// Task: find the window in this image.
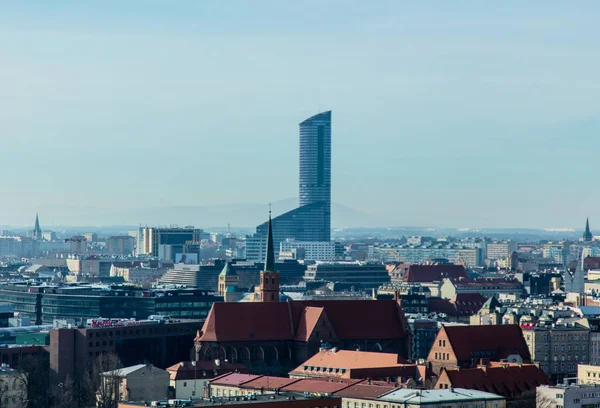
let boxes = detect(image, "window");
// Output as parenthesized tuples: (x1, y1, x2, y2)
(183, 382, 187, 387)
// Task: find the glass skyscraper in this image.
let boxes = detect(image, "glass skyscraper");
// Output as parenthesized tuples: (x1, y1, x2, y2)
(299, 110, 331, 241)
(247, 111, 332, 260)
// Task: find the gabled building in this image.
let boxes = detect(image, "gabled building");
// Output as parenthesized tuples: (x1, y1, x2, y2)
(435, 362, 551, 399)
(289, 349, 425, 383)
(402, 264, 467, 283)
(195, 298, 410, 375)
(167, 360, 248, 399)
(427, 293, 487, 323)
(427, 324, 531, 374)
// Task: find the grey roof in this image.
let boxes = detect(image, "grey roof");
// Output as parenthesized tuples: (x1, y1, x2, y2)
(379, 388, 504, 404)
(480, 296, 500, 312)
(102, 364, 148, 377)
(219, 263, 237, 277)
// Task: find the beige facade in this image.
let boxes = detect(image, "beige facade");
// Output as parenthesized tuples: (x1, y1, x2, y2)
(172, 378, 210, 399)
(102, 364, 169, 402)
(577, 364, 600, 385)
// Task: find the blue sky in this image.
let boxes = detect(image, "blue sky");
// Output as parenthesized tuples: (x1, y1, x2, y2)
(1, 1, 599, 228)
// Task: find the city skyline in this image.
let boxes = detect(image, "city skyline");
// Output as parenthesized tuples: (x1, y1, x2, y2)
(1, 1, 599, 228)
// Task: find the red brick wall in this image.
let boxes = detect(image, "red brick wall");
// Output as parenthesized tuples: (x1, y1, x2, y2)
(427, 328, 458, 374)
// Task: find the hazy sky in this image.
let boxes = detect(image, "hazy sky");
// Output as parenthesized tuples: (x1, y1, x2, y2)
(1, 1, 599, 229)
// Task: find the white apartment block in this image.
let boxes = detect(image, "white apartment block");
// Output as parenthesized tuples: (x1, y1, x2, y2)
(280, 240, 335, 261)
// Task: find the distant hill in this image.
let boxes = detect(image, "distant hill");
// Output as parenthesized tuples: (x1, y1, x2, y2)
(34, 198, 397, 229)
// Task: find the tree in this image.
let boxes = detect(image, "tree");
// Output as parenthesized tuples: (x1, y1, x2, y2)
(13, 355, 52, 408)
(85, 353, 123, 408)
(0, 377, 10, 408)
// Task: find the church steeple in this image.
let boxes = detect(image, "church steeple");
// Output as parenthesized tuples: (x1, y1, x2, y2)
(264, 209, 275, 272)
(33, 213, 42, 240)
(256, 208, 280, 302)
(584, 217, 593, 242)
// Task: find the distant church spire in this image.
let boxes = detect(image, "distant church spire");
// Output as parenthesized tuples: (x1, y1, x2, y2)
(264, 208, 275, 272)
(584, 217, 593, 242)
(33, 213, 42, 240)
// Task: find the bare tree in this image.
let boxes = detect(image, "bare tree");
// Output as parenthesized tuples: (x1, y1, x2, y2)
(85, 353, 123, 408)
(0, 378, 10, 408)
(12, 355, 52, 408)
(536, 394, 555, 408)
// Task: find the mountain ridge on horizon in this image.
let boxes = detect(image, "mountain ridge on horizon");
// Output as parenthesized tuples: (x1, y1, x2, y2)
(16, 198, 396, 230)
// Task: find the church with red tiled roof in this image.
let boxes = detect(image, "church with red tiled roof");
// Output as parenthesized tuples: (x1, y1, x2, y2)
(194, 216, 411, 375)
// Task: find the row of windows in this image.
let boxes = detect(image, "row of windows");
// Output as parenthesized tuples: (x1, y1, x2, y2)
(87, 325, 194, 339)
(435, 352, 451, 360)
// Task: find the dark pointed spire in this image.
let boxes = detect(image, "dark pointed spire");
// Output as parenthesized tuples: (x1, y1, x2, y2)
(584, 217, 593, 242)
(33, 213, 41, 239)
(264, 208, 275, 272)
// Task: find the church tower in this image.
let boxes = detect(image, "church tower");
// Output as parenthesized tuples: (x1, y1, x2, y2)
(583, 217, 593, 242)
(565, 252, 585, 295)
(33, 213, 42, 240)
(257, 211, 280, 302)
(218, 262, 240, 303)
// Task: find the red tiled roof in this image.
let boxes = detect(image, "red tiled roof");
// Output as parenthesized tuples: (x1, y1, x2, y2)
(334, 383, 398, 399)
(403, 265, 467, 283)
(441, 325, 531, 362)
(289, 301, 405, 340)
(209, 373, 261, 386)
(281, 378, 359, 394)
(240, 376, 300, 391)
(200, 300, 405, 342)
(166, 361, 248, 381)
(438, 364, 552, 398)
(200, 303, 295, 342)
(295, 307, 327, 342)
(290, 349, 408, 378)
(450, 294, 487, 316)
(584, 257, 600, 270)
(427, 298, 458, 316)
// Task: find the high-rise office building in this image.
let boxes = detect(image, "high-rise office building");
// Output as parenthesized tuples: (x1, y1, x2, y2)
(248, 112, 332, 261)
(299, 110, 331, 239)
(139, 227, 202, 261)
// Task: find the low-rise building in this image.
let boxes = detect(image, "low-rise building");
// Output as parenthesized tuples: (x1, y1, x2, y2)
(101, 364, 169, 402)
(536, 383, 600, 408)
(288, 349, 423, 383)
(577, 364, 600, 385)
(167, 360, 248, 399)
(118, 392, 341, 408)
(435, 362, 551, 399)
(377, 388, 505, 408)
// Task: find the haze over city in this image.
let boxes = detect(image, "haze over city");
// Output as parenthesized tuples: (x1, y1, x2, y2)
(2, 1, 599, 228)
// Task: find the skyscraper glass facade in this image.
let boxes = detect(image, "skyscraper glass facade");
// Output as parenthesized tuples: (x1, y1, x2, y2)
(299, 111, 331, 241)
(248, 111, 332, 260)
